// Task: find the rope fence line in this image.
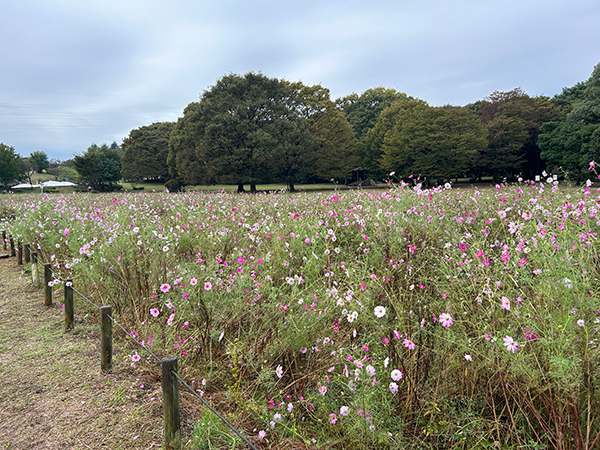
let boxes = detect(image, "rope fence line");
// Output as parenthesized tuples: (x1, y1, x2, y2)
(3, 233, 259, 450)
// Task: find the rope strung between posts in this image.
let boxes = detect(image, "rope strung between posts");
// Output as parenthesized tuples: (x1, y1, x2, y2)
(71, 286, 101, 310)
(28, 246, 258, 447)
(107, 314, 163, 364)
(171, 370, 259, 450)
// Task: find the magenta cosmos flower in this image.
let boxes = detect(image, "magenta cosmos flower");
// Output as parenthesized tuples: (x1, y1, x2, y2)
(160, 283, 171, 293)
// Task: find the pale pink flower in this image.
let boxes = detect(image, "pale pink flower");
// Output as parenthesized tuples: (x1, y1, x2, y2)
(503, 335, 518, 353)
(439, 313, 453, 327)
(390, 369, 403, 381)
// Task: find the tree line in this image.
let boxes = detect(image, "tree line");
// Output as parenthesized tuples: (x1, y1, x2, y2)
(1, 62, 598, 190)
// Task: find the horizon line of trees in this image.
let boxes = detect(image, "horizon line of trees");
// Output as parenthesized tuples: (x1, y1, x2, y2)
(120, 62, 600, 190)
(2, 61, 598, 191)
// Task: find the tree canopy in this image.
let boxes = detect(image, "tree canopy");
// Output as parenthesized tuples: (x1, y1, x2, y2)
(0, 143, 24, 187)
(539, 63, 600, 181)
(121, 122, 174, 183)
(168, 73, 359, 191)
(379, 104, 486, 182)
(336, 87, 405, 141)
(29, 150, 49, 173)
(476, 88, 558, 181)
(73, 142, 122, 191)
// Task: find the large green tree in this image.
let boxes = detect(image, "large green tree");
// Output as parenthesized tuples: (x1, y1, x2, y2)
(169, 73, 299, 192)
(539, 62, 600, 181)
(362, 95, 428, 179)
(29, 150, 49, 173)
(379, 104, 486, 182)
(296, 84, 359, 183)
(476, 88, 558, 181)
(121, 121, 175, 183)
(168, 73, 359, 191)
(0, 143, 24, 187)
(73, 142, 122, 191)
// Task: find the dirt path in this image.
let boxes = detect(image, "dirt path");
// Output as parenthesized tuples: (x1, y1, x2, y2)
(0, 255, 166, 449)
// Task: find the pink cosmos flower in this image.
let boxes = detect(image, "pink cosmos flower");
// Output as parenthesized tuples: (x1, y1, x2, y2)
(276, 364, 283, 378)
(329, 413, 337, 424)
(403, 339, 415, 350)
(389, 382, 398, 394)
(258, 430, 266, 440)
(501, 297, 511, 311)
(150, 308, 159, 317)
(131, 353, 140, 362)
(503, 335, 518, 353)
(167, 313, 175, 326)
(439, 313, 453, 327)
(190, 278, 198, 286)
(160, 283, 171, 293)
(204, 282, 212, 291)
(320, 385, 327, 395)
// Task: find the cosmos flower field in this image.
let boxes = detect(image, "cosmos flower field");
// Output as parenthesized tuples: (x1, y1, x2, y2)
(2, 179, 600, 449)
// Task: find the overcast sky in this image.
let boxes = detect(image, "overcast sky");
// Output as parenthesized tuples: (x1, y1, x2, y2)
(1, 0, 599, 162)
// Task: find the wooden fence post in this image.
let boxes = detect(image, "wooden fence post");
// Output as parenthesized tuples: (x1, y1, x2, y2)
(31, 252, 39, 287)
(64, 279, 74, 331)
(17, 241, 22, 265)
(2, 231, 6, 250)
(9, 236, 15, 257)
(43, 263, 52, 306)
(100, 306, 113, 372)
(24, 244, 30, 264)
(162, 356, 181, 450)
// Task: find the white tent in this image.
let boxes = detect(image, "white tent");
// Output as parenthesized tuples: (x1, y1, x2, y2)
(12, 183, 34, 189)
(41, 180, 77, 187)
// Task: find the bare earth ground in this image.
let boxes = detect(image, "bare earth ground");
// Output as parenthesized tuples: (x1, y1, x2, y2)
(0, 255, 173, 449)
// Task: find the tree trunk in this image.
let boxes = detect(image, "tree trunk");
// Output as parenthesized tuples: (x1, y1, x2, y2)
(237, 183, 245, 193)
(289, 182, 296, 192)
(250, 183, 257, 193)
